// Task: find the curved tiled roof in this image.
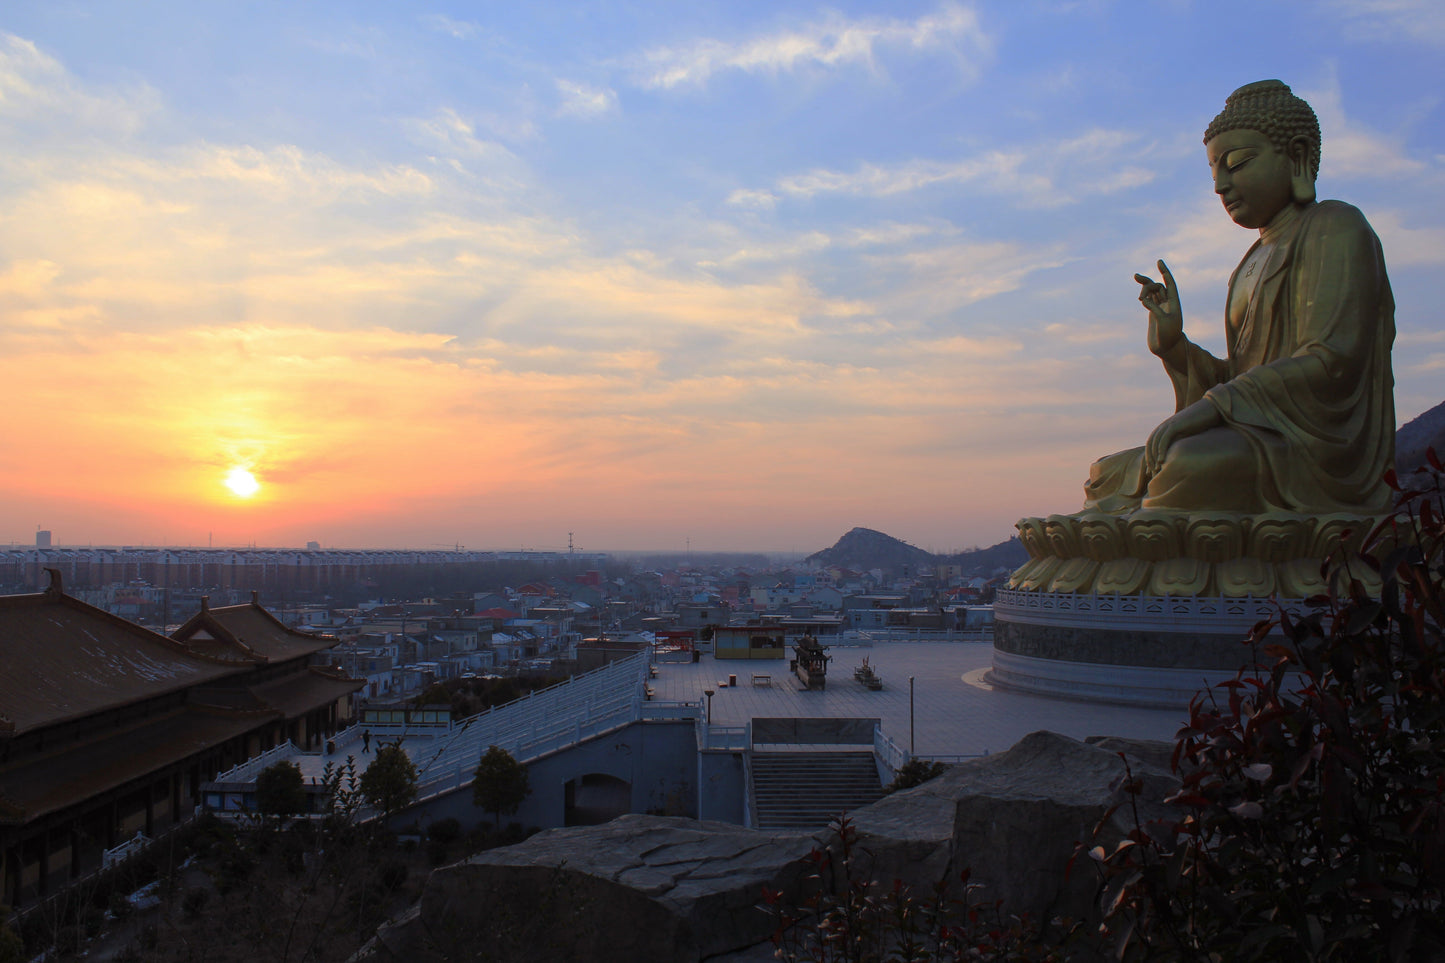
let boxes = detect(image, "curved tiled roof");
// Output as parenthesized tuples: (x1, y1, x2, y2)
(0, 589, 245, 735)
(171, 595, 335, 663)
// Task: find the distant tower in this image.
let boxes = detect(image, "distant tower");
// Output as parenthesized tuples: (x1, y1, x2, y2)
(35, 529, 52, 549)
(306, 541, 321, 552)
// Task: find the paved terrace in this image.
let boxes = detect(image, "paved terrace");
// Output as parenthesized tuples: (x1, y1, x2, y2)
(215, 641, 1195, 804)
(652, 641, 1190, 757)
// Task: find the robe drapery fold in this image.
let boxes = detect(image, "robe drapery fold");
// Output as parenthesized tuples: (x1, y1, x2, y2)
(1084, 200, 1395, 515)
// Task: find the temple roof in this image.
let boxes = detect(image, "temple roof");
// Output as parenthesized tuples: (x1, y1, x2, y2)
(249, 669, 364, 719)
(0, 580, 244, 736)
(171, 592, 336, 664)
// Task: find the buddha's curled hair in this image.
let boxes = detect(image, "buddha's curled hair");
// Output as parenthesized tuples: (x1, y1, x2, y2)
(1204, 79, 1321, 179)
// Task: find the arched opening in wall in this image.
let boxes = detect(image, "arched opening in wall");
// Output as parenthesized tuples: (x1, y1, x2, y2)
(563, 773, 631, 826)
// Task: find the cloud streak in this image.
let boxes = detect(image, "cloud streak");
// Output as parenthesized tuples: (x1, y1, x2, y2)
(767, 129, 1157, 208)
(635, 3, 991, 89)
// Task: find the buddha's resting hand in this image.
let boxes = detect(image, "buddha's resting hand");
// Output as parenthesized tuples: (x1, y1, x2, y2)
(1144, 398, 1223, 476)
(1135, 259, 1184, 360)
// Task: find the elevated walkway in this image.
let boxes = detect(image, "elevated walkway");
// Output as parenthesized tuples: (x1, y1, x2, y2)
(403, 654, 696, 801)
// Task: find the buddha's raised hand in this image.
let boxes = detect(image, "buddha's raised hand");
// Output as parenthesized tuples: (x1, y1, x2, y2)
(1135, 259, 1183, 360)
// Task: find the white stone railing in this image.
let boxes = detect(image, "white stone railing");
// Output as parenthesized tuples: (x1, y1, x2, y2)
(212, 741, 300, 783)
(742, 747, 756, 829)
(700, 723, 750, 751)
(102, 832, 151, 869)
(873, 726, 909, 780)
(847, 628, 992, 644)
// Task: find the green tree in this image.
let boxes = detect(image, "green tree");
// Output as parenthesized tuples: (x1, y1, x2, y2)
(255, 760, 307, 815)
(472, 745, 531, 828)
(359, 743, 419, 817)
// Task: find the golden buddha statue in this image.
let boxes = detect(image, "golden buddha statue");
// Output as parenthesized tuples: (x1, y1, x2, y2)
(1008, 81, 1397, 597)
(1083, 79, 1395, 517)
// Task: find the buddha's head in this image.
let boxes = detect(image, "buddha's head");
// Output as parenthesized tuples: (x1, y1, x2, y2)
(1204, 80, 1320, 229)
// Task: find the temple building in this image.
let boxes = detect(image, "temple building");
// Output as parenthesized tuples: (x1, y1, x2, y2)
(0, 572, 362, 908)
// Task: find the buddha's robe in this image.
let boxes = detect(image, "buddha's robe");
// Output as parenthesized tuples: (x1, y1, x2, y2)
(1084, 200, 1396, 515)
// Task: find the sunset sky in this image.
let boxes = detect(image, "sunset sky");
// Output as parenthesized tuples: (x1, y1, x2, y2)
(2, 2, 1442, 553)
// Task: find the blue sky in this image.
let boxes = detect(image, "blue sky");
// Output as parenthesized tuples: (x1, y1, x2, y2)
(1, 1, 1441, 552)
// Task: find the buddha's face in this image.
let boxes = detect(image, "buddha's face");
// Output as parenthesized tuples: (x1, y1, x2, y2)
(1206, 127, 1294, 230)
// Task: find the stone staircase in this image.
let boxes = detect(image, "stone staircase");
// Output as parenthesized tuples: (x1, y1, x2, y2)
(749, 751, 886, 829)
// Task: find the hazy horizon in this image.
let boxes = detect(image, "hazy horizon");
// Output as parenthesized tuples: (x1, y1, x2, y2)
(2, 3, 1442, 553)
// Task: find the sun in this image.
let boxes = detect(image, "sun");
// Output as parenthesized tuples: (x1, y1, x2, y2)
(224, 467, 261, 498)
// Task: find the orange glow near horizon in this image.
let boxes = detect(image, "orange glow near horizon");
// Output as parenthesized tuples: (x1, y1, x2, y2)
(0, 319, 1112, 550)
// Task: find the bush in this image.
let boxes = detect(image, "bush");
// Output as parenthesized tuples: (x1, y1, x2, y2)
(0, 909, 23, 963)
(885, 759, 948, 793)
(378, 860, 409, 894)
(426, 838, 452, 866)
(426, 817, 462, 844)
(107, 890, 133, 921)
(1088, 457, 1445, 961)
(256, 760, 307, 815)
(182, 888, 210, 920)
(762, 815, 1070, 961)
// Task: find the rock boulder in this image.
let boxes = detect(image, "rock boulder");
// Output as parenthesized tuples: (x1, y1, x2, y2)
(352, 816, 821, 963)
(353, 731, 1179, 962)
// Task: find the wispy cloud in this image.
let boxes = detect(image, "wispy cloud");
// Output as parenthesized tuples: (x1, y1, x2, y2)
(1130, 194, 1245, 291)
(866, 239, 1073, 315)
(405, 108, 530, 178)
(1365, 209, 1445, 267)
(421, 14, 479, 39)
(1325, 0, 1445, 46)
(768, 128, 1156, 208)
(555, 79, 617, 117)
(726, 187, 778, 210)
(634, 2, 991, 89)
(0, 32, 158, 134)
(1302, 73, 1428, 179)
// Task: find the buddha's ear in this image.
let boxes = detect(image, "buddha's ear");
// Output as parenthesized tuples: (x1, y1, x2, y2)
(1288, 134, 1316, 204)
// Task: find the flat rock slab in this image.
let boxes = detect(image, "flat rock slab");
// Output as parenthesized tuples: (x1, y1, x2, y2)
(351, 815, 821, 963)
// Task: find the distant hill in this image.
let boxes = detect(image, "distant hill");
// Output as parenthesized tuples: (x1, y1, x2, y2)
(806, 527, 1025, 578)
(1398, 399, 1445, 475)
(805, 527, 934, 574)
(937, 537, 1029, 575)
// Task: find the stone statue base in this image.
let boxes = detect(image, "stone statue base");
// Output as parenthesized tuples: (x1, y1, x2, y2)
(1008, 510, 1389, 598)
(990, 589, 1300, 708)
(990, 509, 1388, 707)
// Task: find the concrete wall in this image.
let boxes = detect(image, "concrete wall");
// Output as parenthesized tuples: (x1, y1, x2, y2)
(396, 720, 698, 832)
(697, 749, 746, 824)
(752, 717, 879, 745)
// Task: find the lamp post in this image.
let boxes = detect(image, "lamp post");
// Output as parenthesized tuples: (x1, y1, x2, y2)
(703, 689, 715, 726)
(909, 676, 915, 756)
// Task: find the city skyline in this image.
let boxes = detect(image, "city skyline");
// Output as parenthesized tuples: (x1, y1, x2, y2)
(2, 2, 1442, 552)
